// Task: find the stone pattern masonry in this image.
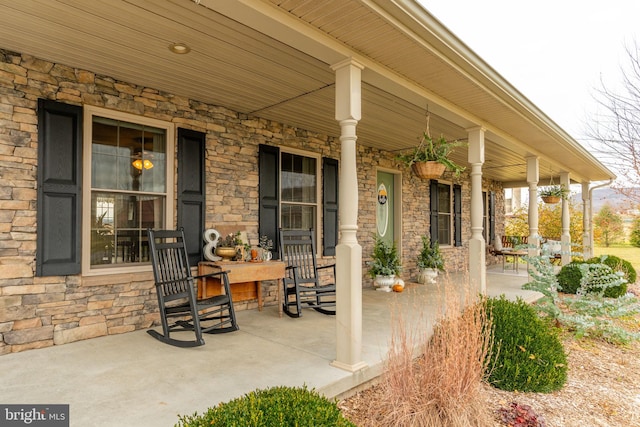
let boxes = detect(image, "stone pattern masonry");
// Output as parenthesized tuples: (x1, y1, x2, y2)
(0, 48, 503, 354)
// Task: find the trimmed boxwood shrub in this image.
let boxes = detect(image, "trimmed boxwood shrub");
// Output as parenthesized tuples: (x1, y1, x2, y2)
(557, 255, 631, 298)
(556, 261, 583, 294)
(175, 385, 355, 427)
(485, 297, 567, 393)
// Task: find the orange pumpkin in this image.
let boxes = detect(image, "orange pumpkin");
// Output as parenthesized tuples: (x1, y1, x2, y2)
(392, 284, 404, 292)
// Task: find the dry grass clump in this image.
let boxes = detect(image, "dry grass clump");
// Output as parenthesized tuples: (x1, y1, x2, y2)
(360, 277, 493, 426)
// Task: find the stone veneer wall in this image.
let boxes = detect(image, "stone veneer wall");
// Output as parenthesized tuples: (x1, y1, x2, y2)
(0, 48, 503, 354)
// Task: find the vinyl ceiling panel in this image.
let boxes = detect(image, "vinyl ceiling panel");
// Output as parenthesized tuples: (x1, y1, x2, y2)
(0, 0, 615, 184)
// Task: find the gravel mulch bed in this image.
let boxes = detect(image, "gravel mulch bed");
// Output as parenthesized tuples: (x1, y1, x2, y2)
(339, 337, 640, 426)
(339, 285, 640, 426)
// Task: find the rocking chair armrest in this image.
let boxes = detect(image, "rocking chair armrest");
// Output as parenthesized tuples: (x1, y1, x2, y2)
(317, 264, 336, 277)
(284, 265, 302, 282)
(316, 263, 335, 271)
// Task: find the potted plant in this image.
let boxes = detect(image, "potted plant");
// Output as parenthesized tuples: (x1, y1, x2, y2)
(216, 231, 244, 260)
(367, 235, 402, 292)
(395, 114, 465, 179)
(416, 235, 444, 284)
(539, 184, 569, 204)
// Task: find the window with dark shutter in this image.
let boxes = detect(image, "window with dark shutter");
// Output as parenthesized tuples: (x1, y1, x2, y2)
(430, 180, 457, 246)
(259, 145, 334, 258)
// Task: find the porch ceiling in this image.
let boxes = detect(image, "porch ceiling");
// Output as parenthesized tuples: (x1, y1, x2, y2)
(0, 0, 615, 185)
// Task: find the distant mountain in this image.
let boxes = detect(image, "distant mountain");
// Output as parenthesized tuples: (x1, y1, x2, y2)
(573, 187, 638, 213)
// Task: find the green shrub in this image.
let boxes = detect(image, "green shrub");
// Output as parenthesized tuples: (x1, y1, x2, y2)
(580, 263, 628, 298)
(557, 257, 630, 298)
(588, 254, 636, 286)
(175, 385, 355, 427)
(485, 297, 567, 393)
(556, 261, 583, 294)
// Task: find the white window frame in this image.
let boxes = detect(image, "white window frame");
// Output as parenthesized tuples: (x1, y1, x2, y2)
(81, 105, 175, 276)
(279, 147, 322, 250)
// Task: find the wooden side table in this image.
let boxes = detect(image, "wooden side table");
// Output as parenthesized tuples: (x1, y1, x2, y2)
(198, 260, 286, 313)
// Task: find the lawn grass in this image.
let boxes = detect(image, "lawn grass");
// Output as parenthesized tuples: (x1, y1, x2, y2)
(593, 244, 640, 274)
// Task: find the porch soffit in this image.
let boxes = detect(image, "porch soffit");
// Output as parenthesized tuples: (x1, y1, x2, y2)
(0, 0, 615, 184)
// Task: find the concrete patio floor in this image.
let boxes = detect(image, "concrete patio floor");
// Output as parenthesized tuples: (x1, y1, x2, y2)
(0, 267, 537, 427)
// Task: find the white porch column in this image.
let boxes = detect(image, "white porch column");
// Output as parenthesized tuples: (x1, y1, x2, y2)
(560, 172, 571, 264)
(526, 156, 540, 255)
(330, 58, 367, 372)
(582, 182, 592, 259)
(467, 127, 486, 294)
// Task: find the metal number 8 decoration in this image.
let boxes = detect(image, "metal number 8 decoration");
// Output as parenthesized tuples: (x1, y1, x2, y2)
(203, 228, 221, 261)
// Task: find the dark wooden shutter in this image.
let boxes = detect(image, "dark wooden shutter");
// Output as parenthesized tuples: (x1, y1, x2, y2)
(454, 184, 462, 246)
(429, 179, 439, 243)
(322, 157, 339, 256)
(177, 128, 206, 265)
(36, 99, 82, 276)
(259, 144, 280, 257)
(489, 191, 496, 245)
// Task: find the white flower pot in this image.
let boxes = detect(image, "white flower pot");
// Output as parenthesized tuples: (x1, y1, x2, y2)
(418, 268, 438, 284)
(374, 274, 395, 292)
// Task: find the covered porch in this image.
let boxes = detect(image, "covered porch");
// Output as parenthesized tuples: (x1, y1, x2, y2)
(0, 270, 536, 426)
(0, 0, 616, 371)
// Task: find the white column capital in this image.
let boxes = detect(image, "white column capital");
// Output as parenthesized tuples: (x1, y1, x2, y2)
(332, 58, 363, 121)
(330, 57, 365, 72)
(465, 125, 487, 134)
(526, 156, 539, 184)
(467, 127, 485, 164)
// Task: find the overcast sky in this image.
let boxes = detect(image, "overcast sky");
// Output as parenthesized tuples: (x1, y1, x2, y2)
(418, 1, 640, 144)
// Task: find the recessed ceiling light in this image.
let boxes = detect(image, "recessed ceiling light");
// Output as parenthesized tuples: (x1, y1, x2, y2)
(169, 42, 191, 54)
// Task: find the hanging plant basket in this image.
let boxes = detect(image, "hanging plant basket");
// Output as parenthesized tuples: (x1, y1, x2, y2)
(541, 196, 561, 204)
(411, 161, 446, 179)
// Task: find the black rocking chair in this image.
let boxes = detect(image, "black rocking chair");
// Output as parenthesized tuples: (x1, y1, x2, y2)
(147, 228, 238, 347)
(278, 229, 336, 318)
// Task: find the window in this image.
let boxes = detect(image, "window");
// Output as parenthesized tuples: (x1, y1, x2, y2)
(83, 106, 174, 273)
(430, 180, 462, 247)
(437, 182, 452, 245)
(280, 151, 318, 230)
(258, 145, 337, 257)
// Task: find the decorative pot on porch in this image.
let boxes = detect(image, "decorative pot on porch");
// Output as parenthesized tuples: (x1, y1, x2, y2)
(367, 235, 402, 292)
(417, 268, 438, 284)
(416, 235, 444, 284)
(374, 274, 396, 292)
(539, 184, 568, 205)
(411, 161, 446, 180)
(541, 196, 560, 204)
(215, 246, 237, 261)
(395, 112, 466, 179)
